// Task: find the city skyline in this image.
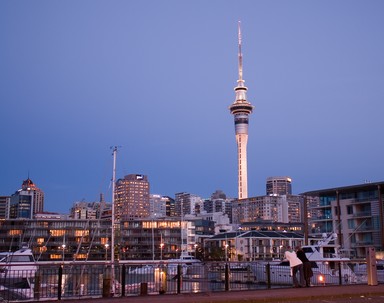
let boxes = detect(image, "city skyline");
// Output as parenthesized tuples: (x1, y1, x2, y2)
(1, 1, 384, 213)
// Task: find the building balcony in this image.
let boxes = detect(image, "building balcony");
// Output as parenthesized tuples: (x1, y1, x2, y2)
(310, 217, 333, 222)
(353, 211, 371, 218)
(349, 198, 377, 204)
(351, 225, 375, 232)
(351, 241, 374, 247)
(308, 205, 332, 210)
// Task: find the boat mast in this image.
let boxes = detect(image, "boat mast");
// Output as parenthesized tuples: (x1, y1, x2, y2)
(111, 146, 118, 294)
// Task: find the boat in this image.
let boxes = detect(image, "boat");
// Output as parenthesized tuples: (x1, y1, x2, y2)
(0, 247, 37, 278)
(166, 252, 201, 265)
(128, 265, 155, 274)
(253, 233, 358, 285)
(0, 247, 38, 300)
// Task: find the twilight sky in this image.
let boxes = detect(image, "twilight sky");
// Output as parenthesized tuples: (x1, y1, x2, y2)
(1, 1, 383, 214)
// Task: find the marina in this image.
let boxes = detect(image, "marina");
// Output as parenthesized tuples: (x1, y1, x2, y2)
(0, 254, 380, 302)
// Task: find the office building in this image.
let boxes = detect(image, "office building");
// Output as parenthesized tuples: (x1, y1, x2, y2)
(70, 200, 111, 220)
(266, 176, 292, 195)
(9, 178, 44, 219)
(203, 190, 233, 223)
(232, 194, 303, 224)
(114, 174, 150, 221)
(175, 192, 203, 217)
(149, 194, 168, 217)
(0, 196, 10, 219)
(229, 23, 254, 199)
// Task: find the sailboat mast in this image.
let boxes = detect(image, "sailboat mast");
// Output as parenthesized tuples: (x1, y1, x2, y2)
(111, 147, 117, 264)
(111, 146, 117, 293)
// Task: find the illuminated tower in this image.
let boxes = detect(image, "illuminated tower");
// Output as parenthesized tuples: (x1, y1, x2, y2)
(229, 22, 254, 199)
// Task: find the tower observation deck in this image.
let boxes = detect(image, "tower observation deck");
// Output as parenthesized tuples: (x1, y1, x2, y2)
(229, 22, 254, 199)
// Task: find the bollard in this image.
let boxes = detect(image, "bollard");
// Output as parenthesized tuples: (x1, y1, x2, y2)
(102, 266, 111, 298)
(121, 264, 126, 297)
(367, 247, 378, 286)
(176, 264, 182, 294)
(266, 263, 271, 289)
(102, 278, 111, 297)
(140, 282, 148, 295)
(224, 263, 229, 291)
(58, 265, 63, 301)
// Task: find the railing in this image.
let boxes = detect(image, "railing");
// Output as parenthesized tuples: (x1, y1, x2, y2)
(0, 260, 374, 302)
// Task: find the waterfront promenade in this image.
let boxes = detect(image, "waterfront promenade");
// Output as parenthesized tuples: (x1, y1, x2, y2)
(30, 284, 384, 303)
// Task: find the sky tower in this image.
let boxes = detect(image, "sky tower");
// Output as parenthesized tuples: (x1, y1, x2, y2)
(229, 22, 254, 199)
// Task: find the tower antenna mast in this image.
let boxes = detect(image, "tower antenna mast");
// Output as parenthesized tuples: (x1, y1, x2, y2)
(238, 21, 243, 82)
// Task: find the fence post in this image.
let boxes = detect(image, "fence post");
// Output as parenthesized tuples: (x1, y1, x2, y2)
(338, 262, 342, 285)
(266, 263, 271, 289)
(224, 263, 229, 291)
(121, 264, 126, 297)
(57, 265, 63, 300)
(102, 266, 111, 297)
(176, 264, 182, 294)
(34, 271, 41, 300)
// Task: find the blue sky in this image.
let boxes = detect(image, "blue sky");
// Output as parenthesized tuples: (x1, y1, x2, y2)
(1, 1, 383, 213)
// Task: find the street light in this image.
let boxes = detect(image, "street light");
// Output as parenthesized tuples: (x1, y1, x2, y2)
(61, 244, 66, 262)
(194, 244, 198, 258)
(105, 243, 109, 261)
(160, 231, 164, 260)
(225, 243, 229, 262)
(160, 243, 164, 260)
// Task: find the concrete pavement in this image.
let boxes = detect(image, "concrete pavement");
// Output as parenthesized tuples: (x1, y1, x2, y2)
(30, 284, 384, 303)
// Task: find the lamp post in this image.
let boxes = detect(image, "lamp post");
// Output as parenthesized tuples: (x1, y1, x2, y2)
(194, 244, 198, 258)
(61, 244, 66, 262)
(105, 243, 109, 261)
(225, 243, 229, 262)
(160, 232, 164, 260)
(160, 242, 164, 260)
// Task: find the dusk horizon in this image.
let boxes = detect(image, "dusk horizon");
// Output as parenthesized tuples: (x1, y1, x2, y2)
(1, 1, 383, 213)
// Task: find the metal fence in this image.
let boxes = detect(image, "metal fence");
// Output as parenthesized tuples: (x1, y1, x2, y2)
(0, 260, 374, 302)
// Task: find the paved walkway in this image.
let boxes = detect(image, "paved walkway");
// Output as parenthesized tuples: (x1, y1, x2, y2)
(30, 284, 384, 303)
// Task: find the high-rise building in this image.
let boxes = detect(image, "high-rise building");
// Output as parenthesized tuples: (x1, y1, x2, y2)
(266, 177, 292, 196)
(9, 178, 44, 219)
(149, 194, 168, 217)
(229, 22, 254, 199)
(70, 200, 111, 220)
(231, 194, 303, 224)
(175, 192, 203, 217)
(0, 196, 10, 219)
(115, 174, 150, 220)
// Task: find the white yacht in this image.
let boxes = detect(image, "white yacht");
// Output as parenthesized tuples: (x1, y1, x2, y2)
(0, 247, 38, 300)
(254, 233, 358, 285)
(0, 247, 37, 278)
(166, 252, 201, 265)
